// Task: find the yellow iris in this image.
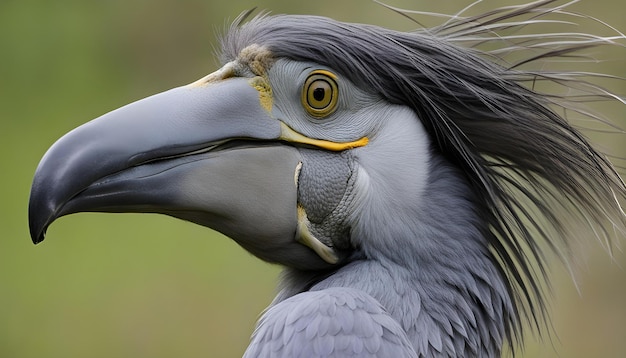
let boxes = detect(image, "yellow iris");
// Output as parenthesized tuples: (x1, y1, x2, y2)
(301, 70, 339, 118)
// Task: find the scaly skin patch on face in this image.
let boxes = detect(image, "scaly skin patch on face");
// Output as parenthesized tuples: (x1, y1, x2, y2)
(238, 44, 275, 77)
(238, 45, 275, 113)
(249, 76, 273, 113)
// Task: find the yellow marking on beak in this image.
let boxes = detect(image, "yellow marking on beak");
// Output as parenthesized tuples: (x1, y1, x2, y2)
(187, 62, 236, 88)
(249, 76, 273, 113)
(296, 206, 339, 264)
(280, 122, 369, 151)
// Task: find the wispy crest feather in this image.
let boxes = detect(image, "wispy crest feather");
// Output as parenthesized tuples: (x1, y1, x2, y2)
(222, 0, 626, 349)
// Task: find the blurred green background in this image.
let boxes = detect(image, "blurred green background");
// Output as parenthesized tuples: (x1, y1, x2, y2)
(2, 0, 625, 357)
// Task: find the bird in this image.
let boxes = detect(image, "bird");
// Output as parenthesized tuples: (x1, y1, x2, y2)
(27, 0, 626, 357)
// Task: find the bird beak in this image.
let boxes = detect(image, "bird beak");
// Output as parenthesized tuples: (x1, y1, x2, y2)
(28, 71, 363, 269)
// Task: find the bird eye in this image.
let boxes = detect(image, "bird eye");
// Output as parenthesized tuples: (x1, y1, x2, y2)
(302, 70, 338, 118)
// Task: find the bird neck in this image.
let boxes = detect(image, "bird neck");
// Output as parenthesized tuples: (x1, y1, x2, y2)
(354, 153, 513, 354)
(278, 121, 514, 355)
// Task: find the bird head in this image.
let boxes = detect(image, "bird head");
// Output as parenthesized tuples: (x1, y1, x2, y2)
(28, 5, 626, 349)
(28, 15, 436, 271)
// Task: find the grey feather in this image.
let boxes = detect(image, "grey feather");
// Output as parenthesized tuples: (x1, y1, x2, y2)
(222, 1, 626, 355)
(244, 287, 418, 357)
(24, 1, 626, 357)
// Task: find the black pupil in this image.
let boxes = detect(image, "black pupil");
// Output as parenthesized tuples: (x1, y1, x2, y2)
(313, 87, 326, 101)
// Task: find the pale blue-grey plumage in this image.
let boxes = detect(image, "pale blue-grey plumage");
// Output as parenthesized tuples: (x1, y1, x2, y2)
(245, 288, 417, 357)
(27, 1, 625, 357)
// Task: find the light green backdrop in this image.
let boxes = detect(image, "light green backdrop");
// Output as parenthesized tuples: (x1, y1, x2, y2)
(2, 0, 625, 357)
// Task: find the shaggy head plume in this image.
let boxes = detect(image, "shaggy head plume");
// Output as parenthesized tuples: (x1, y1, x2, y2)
(221, 0, 625, 351)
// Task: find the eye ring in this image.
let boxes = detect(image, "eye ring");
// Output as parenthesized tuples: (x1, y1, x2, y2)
(301, 70, 339, 118)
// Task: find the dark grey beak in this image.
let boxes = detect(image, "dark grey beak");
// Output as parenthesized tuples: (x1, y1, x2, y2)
(28, 75, 335, 269)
